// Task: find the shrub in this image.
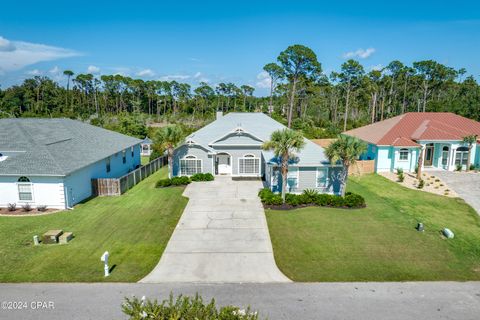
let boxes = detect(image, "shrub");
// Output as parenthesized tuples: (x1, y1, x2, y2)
(156, 176, 191, 188)
(156, 179, 172, 188)
(171, 176, 191, 186)
(37, 205, 48, 212)
(470, 164, 476, 171)
(191, 173, 214, 182)
(314, 194, 332, 206)
(417, 179, 425, 189)
(344, 193, 366, 208)
(396, 168, 403, 175)
(7, 203, 16, 211)
(330, 195, 345, 207)
(456, 164, 463, 171)
(263, 194, 283, 205)
(122, 293, 260, 320)
(21, 203, 32, 212)
(302, 189, 319, 202)
(397, 172, 405, 182)
(258, 188, 274, 200)
(285, 193, 300, 206)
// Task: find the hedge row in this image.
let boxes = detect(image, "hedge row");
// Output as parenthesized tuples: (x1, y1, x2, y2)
(258, 188, 366, 208)
(156, 173, 214, 188)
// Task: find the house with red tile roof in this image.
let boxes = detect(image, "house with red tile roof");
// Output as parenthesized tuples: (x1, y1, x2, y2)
(344, 112, 480, 173)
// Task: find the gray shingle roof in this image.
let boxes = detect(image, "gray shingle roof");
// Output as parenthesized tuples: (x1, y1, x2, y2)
(187, 112, 330, 166)
(0, 118, 142, 176)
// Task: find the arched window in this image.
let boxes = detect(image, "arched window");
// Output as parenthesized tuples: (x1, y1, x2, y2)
(455, 147, 469, 167)
(180, 155, 202, 176)
(239, 154, 260, 175)
(399, 148, 409, 161)
(442, 146, 450, 166)
(17, 176, 33, 201)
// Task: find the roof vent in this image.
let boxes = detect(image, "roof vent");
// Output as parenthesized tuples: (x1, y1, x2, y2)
(0, 153, 8, 162)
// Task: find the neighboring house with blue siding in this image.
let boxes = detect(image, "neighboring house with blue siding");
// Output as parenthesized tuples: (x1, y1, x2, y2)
(173, 112, 343, 194)
(0, 118, 141, 209)
(344, 112, 480, 173)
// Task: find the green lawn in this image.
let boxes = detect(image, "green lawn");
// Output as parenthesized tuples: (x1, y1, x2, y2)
(266, 174, 480, 282)
(141, 155, 150, 165)
(0, 167, 188, 282)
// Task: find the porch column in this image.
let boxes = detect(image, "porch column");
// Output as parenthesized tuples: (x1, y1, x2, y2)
(449, 147, 456, 171)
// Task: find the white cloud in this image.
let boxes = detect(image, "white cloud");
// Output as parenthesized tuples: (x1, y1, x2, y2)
(193, 72, 202, 79)
(26, 69, 42, 76)
(343, 48, 376, 59)
(256, 71, 271, 89)
(49, 66, 60, 74)
(370, 64, 383, 71)
(189, 57, 200, 62)
(87, 65, 100, 74)
(0, 36, 15, 52)
(0, 36, 80, 73)
(159, 74, 191, 81)
(136, 69, 155, 77)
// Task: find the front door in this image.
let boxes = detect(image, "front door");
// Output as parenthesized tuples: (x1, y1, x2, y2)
(424, 144, 434, 167)
(216, 153, 231, 175)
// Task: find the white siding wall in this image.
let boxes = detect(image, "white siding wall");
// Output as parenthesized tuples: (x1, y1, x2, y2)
(0, 176, 65, 209)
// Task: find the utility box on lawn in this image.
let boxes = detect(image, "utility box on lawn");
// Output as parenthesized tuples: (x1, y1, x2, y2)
(42, 230, 63, 244)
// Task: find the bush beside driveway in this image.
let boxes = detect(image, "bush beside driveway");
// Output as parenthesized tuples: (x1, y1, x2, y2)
(266, 174, 480, 282)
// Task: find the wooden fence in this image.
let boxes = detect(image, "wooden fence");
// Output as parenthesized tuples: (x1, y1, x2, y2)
(92, 156, 168, 196)
(349, 160, 375, 176)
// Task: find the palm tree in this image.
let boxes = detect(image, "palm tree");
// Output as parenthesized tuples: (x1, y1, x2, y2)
(262, 128, 305, 202)
(463, 134, 478, 171)
(63, 70, 74, 108)
(325, 135, 367, 196)
(154, 125, 184, 178)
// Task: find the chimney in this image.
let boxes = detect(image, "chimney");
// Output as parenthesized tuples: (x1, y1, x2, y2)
(216, 111, 223, 119)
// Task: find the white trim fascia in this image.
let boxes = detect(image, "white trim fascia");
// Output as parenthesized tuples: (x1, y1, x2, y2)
(208, 128, 264, 146)
(210, 143, 262, 147)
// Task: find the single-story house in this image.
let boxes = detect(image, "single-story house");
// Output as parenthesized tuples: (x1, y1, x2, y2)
(173, 112, 343, 194)
(344, 112, 480, 173)
(0, 118, 142, 209)
(140, 137, 153, 156)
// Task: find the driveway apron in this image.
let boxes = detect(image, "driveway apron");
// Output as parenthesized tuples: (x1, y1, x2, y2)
(140, 176, 290, 283)
(433, 171, 480, 215)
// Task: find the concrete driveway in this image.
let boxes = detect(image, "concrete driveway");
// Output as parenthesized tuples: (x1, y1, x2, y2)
(433, 171, 480, 214)
(140, 176, 290, 283)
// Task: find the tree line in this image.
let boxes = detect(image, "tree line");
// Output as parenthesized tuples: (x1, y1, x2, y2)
(1, 44, 479, 138)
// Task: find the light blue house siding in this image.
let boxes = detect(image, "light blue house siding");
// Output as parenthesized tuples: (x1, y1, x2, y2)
(269, 166, 343, 195)
(364, 141, 479, 173)
(63, 144, 141, 207)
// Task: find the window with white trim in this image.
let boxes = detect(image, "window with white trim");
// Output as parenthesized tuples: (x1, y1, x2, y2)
(17, 176, 33, 201)
(399, 148, 409, 161)
(287, 167, 299, 190)
(180, 155, 202, 176)
(122, 150, 127, 164)
(106, 157, 111, 173)
(316, 168, 329, 188)
(455, 147, 469, 166)
(238, 154, 260, 175)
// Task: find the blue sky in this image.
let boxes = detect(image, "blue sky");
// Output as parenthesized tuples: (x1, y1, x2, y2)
(0, 0, 479, 96)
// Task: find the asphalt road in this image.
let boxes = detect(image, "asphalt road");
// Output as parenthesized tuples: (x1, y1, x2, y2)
(1, 282, 480, 320)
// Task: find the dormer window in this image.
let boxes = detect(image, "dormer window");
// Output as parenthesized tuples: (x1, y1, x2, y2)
(234, 127, 244, 135)
(186, 138, 196, 146)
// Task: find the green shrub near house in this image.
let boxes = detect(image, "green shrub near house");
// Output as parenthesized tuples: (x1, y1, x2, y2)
(190, 173, 215, 181)
(156, 176, 191, 188)
(258, 188, 365, 209)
